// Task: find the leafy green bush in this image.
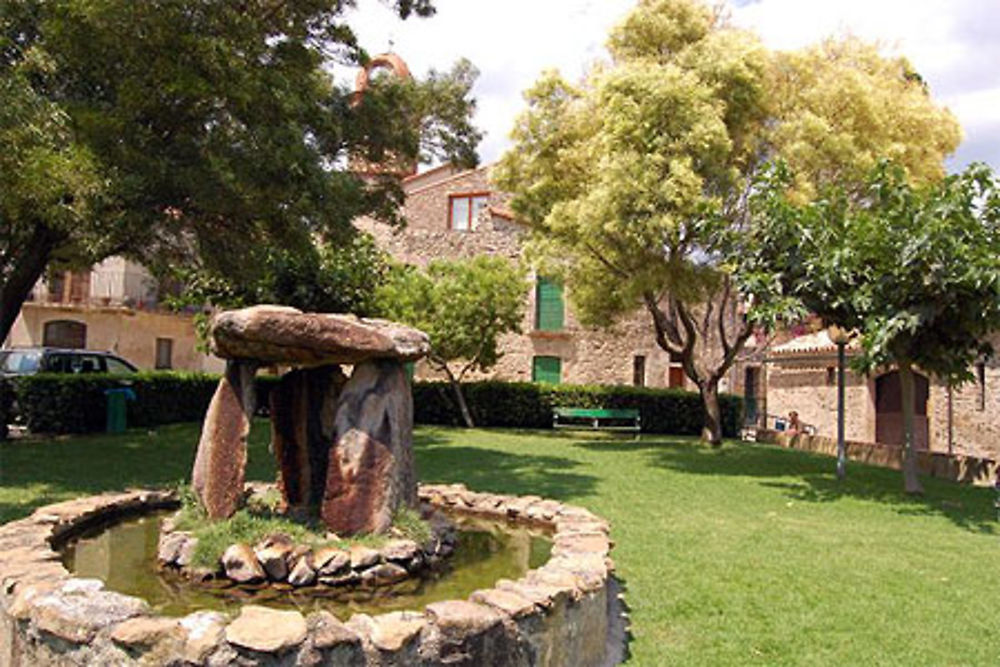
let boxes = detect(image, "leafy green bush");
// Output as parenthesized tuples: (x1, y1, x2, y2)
(6, 372, 742, 438)
(413, 381, 744, 437)
(8, 372, 280, 434)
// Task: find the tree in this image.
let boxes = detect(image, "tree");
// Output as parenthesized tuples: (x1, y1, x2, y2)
(0, 0, 480, 342)
(377, 256, 527, 427)
(167, 232, 390, 316)
(494, 0, 960, 444)
(0, 41, 106, 338)
(754, 161, 1000, 494)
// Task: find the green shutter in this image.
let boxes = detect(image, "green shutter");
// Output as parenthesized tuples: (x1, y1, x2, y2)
(535, 277, 564, 331)
(532, 356, 562, 384)
(404, 361, 415, 383)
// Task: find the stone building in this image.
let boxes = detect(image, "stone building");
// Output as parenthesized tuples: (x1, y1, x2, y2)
(764, 329, 1000, 459)
(4, 258, 222, 373)
(356, 163, 741, 391)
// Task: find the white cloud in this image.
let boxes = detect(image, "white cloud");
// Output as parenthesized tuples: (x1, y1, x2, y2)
(341, 0, 998, 172)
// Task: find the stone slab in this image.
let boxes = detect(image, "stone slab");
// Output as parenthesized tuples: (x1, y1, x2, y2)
(210, 305, 430, 365)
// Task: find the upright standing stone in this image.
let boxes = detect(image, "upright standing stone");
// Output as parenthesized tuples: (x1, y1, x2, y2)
(191, 360, 258, 518)
(270, 365, 347, 516)
(322, 360, 417, 535)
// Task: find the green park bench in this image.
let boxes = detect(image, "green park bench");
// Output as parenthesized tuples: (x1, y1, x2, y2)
(552, 407, 641, 437)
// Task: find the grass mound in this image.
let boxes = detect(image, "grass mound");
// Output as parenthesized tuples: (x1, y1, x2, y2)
(171, 485, 431, 570)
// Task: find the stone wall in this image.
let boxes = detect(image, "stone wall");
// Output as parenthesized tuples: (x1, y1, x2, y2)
(766, 357, 875, 442)
(760, 430, 997, 485)
(355, 166, 729, 392)
(928, 332, 1000, 459)
(0, 487, 624, 666)
(766, 332, 1000, 460)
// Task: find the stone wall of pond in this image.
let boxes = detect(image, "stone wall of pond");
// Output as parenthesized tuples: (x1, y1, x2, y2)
(0, 486, 625, 666)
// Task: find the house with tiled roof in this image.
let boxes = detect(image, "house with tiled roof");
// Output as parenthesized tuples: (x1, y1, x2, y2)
(765, 329, 999, 459)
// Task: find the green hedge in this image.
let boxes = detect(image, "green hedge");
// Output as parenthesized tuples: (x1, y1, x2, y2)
(1, 373, 741, 438)
(3, 372, 221, 434)
(413, 381, 743, 438)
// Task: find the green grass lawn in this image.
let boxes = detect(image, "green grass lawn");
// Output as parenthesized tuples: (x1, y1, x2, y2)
(2, 423, 998, 665)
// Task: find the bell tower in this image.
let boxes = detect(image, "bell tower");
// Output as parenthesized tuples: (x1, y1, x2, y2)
(350, 53, 418, 179)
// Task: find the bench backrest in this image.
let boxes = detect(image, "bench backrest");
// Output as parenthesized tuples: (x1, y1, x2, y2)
(554, 407, 639, 419)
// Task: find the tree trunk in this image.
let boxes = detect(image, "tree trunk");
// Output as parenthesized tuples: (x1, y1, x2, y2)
(898, 360, 923, 495)
(441, 365, 474, 428)
(0, 225, 60, 343)
(699, 378, 723, 446)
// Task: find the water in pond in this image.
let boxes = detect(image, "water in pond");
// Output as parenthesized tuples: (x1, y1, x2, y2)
(62, 512, 552, 618)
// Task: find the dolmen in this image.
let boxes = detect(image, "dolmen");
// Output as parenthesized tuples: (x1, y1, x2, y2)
(190, 305, 430, 536)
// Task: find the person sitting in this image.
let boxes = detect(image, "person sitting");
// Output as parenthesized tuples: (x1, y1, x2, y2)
(787, 411, 802, 436)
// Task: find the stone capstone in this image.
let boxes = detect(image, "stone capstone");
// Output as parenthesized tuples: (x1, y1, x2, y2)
(322, 360, 418, 535)
(210, 305, 430, 365)
(224, 605, 308, 654)
(191, 359, 257, 519)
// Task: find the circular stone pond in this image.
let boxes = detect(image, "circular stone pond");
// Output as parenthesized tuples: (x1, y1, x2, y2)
(0, 485, 626, 666)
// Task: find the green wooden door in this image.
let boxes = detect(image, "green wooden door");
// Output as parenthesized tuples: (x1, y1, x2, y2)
(532, 356, 562, 384)
(535, 277, 564, 331)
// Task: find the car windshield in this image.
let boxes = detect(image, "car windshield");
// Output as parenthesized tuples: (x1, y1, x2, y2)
(0, 350, 42, 374)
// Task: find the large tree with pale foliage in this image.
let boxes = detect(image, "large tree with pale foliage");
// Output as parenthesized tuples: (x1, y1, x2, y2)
(494, 0, 960, 444)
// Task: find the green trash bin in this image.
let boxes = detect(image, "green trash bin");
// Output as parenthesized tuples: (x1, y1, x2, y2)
(104, 387, 135, 433)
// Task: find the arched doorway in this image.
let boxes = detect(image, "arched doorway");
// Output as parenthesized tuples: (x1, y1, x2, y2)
(875, 371, 929, 449)
(43, 320, 87, 349)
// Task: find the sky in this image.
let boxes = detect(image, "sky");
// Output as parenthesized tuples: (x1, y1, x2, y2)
(343, 0, 1000, 173)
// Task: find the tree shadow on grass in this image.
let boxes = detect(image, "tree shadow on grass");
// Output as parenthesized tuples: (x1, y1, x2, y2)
(575, 437, 998, 534)
(414, 431, 598, 502)
(0, 421, 277, 524)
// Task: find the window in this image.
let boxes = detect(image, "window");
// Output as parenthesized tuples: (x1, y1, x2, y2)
(826, 367, 836, 386)
(155, 338, 173, 370)
(46, 353, 101, 373)
(534, 277, 564, 331)
(46, 272, 66, 303)
(0, 350, 41, 374)
(77, 355, 102, 373)
(106, 357, 136, 374)
(68, 271, 90, 303)
(977, 362, 987, 411)
(448, 193, 489, 231)
(42, 320, 87, 349)
(633, 356, 646, 387)
(668, 350, 684, 388)
(532, 356, 561, 384)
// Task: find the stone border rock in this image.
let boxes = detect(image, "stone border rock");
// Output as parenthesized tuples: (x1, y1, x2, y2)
(0, 485, 625, 666)
(158, 496, 458, 592)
